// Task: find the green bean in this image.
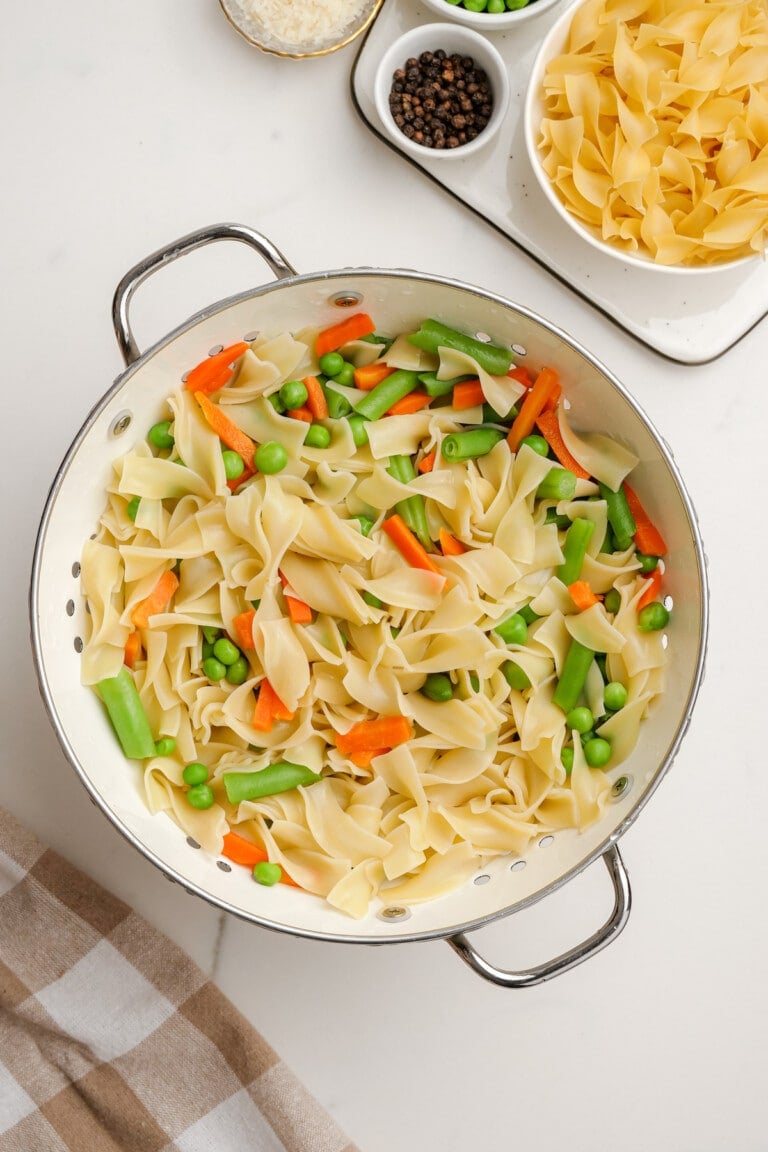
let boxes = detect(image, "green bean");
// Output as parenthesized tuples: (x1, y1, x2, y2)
(494, 613, 528, 645)
(387, 454, 432, 549)
(557, 517, 596, 585)
(561, 746, 574, 774)
(347, 414, 369, 447)
(408, 319, 513, 376)
(126, 496, 141, 522)
(417, 372, 474, 398)
(599, 482, 637, 543)
(353, 515, 375, 537)
(552, 639, 596, 713)
(354, 370, 420, 421)
(469, 673, 480, 693)
(441, 428, 505, 461)
(544, 508, 572, 529)
(253, 861, 282, 886)
(202, 626, 221, 645)
(518, 604, 540, 625)
(421, 673, 454, 702)
(359, 333, 393, 354)
(536, 468, 577, 501)
(637, 602, 670, 632)
(182, 761, 209, 786)
(502, 661, 531, 691)
(223, 762, 321, 804)
(363, 590, 384, 609)
(97, 666, 157, 760)
(482, 403, 517, 425)
(326, 386, 352, 419)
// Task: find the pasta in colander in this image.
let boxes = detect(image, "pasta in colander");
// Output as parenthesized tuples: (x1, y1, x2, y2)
(80, 315, 669, 918)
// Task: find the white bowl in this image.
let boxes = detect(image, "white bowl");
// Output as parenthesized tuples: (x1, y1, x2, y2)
(523, 0, 758, 275)
(373, 23, 510, 161)
(421, 0, 566, 29)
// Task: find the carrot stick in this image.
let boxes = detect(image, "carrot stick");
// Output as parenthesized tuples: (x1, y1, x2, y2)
(221, 831, 300, 887)
(535, 408, 591, 480)
(252, 678, 295, 732)
(227, 466, 255, 493)
(349, 748, 389, 768)
(124, 631, 143, 668)
(233, 609, 256, 651)
(287, 406, 313, 424)
(131, 570, 179, 629)
(637, 567, 663, 612)
(184, 342, 250, 396)
(316, 313, 375, 357)
(278, 570, 313, 624)
(194, 392, 256, 470)
(382, 514, 442, 575)
(542, 383, 562, 412)
(303, 375, 329, 420)
(623, 484, 668, 556)
(417, 448, 437, 474)
(508, 365, 532, 387)
(439, 528, 467, 555)
(568, 580, 600, 610)
(354, 363, 394, 391)
(451, 379, 485, 410)
(336, 715, 413, 755)
(386, 391, 432, 416)
(507, 367, 561, 451)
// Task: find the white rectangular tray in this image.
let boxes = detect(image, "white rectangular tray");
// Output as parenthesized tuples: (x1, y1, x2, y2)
(350, 0, 768, 364)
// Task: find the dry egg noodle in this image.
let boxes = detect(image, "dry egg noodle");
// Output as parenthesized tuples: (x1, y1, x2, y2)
(80, 322, 669, 918)
(537, 0, 768, 265)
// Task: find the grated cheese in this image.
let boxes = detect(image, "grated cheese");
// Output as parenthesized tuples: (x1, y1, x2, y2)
(238, 0, 369, 49)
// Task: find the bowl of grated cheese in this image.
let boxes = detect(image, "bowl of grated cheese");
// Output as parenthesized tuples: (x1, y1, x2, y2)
(219, 0, 385, 58)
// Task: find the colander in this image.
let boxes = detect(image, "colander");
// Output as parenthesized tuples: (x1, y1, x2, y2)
(30, 223, 708, 987)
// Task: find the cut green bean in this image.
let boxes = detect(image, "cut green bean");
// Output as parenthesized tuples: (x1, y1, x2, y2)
(223, 762, 321, 804)
(325, 386, 353, 419)
(599, 482, 637, 543)
(347, 414, 369, 447)
(417, 372, 474, 398)
(502, 661, 531, 691)
(518, 604, 540, 625)
(441, 428, 505, 461)
(353, 514, 375, 537)
(362, 590, 384, 609)
(536, 468, 577, 501)
(387, 454, 432, 549)
(552, 639, 596, 713)
(544, 508, 572, 529)
(354, 370, 420, 421)
(97, 666, 156, 760)
(408, 319, 513, 376)
(557, 517, 596, 586)
(482, 403, 517, 425)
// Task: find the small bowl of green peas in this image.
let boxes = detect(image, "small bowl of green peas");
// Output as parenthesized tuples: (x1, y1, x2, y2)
(420, 0, 566, 28)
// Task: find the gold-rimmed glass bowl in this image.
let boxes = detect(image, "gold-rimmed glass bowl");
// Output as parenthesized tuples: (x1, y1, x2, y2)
(218, 0, 384, 58)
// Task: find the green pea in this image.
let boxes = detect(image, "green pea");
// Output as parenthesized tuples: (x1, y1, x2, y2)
(464, 0, 487, 9)
(584, 737, 612, 768)
(638, 601, 670, 632)
(421, 673, 454, 702)
(183, 761, 209, 786)
(390, 626, 401, 638)
(212, 638, 240, 666)
(126, 496, 140, 522)
(561, 746, 574, 774)
(519, 435, 550, 457)
(604, 681, 628, 711)
(604, 588, 621, 614)
(267, 392, 286, 413)
(154, 737, 176, 757)
(347, 415, 369, 447)
(487, 0, 506, 10)
(202, 640, 215, 660)
(318, 352, 345, 378)
(502, 661, 531, 691)
(304, 424, 331, 449)
(222, 450, 244, 480)
(203, 656, 227, 682)
(636, 552, 659, 573)
(279, 380, 308, 409)
(565, 706, 594, 734)
(225, 656, 250, 685)
(187, 783, 215, 809)
(469, 673, 480, 693)
(254, 441, 288, 474)
(363, 591, 383, 609)
(353, 515, 375, 537)
(494, 613, 528, 646)
(148, 420, 175, 450)
(253, 861, 282, 886)
(333, 362, 356, 387)
(506, 0, 530, 8)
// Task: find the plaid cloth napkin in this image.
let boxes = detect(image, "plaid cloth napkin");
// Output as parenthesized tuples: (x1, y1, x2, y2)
(0, 807, 358, 1152)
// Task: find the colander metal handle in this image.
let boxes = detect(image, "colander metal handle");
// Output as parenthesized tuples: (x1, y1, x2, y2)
(112, 223, 297, 366)
(447, 844, 631, 988)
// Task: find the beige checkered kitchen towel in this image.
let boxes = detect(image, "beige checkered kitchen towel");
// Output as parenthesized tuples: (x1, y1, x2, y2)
(0, 807, 359, 1152)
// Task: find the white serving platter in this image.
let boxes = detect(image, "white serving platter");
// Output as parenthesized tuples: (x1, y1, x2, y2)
(350, 0, 768, 365)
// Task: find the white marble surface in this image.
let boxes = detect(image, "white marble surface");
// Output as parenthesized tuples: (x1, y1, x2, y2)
(3, 2, 767, 1150)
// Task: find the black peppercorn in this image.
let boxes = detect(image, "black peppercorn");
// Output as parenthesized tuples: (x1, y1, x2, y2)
(388, 49, 494, 151)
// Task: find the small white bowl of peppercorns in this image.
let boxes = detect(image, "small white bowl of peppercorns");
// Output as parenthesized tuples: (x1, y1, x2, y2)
(373, 23, 510, 160)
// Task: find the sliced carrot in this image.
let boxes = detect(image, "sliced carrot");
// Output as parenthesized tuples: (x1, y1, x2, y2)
(336, 715, 413, 756)
(124, 631, 143, 668)
(637, 567, 663, 612)
(623, 483, 668, 557)
(184, 342, 249, 396)
(439, 528, 467, 556)
(316, 312, 375, 357)
(354, 363, 394, 391)
(382, 514, 442, 576)
(194, 392, 256, 471)
(568, 580, 600, 610)
(542, 382, 562, 412)
(285, 594, 313, 624)
(452, 379, 485, 410)
(233, 609, 256, 651)
(303, 375, 329, 420)
(417, 448, 437, 474)
(386, 391, 432, 416)
(252, 678, 295, 732)
(507, 367, 561, 451)
(227, 466, 255, 493)
(349, 748, 389, 768)
(221, 831, 300, 887)
(508, 365, 532, 387)
(287, 405, 313, 424)
(131, 570, 179, 629)
(535, 408, 591, 480)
